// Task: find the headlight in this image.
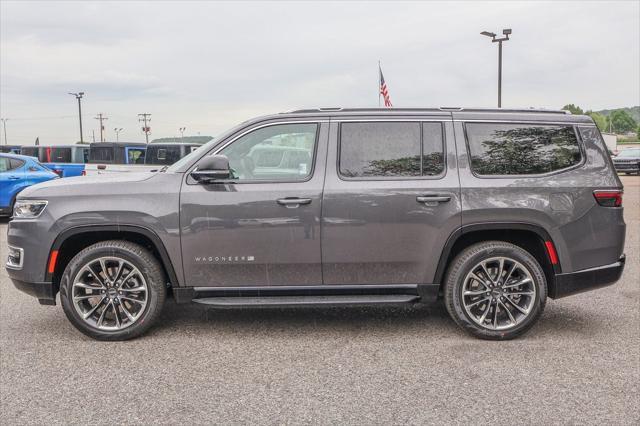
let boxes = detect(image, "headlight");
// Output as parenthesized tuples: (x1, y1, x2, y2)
(13, 200, 48, 218)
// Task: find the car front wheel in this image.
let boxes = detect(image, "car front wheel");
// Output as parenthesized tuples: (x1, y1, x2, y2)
(60, 240, 166, 340)
(444, 241, 547, 340)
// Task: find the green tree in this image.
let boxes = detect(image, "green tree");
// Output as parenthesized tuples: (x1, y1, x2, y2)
(586, 111, 608, 132)
(609, 110, 637, 133)
(562, 104, 584, 115)
(637, 125, 640, 140)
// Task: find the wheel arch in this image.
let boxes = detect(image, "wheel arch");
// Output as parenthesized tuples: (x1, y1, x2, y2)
(434, 222, 560, 296)
(47, 225, 179, 292)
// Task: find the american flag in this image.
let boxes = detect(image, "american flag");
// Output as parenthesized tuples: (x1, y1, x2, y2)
(379, 65, 393, 107)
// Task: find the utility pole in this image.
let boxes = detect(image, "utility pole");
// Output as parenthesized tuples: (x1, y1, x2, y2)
(138, 113, 151, 143)
(481, 29, 512, 108)
(94, 113, 108, 142)
(114, 127, 123, 142)
(0, 118, 8, 145)
(179, 127, 186, 143)
(68, 92, 84, 142)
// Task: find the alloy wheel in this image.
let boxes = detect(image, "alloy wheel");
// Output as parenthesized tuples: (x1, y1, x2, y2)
(71, 257, 148, 331)
(461, 256, 537, 330)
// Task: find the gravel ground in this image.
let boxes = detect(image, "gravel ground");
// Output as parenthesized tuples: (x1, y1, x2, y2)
(1, 176, 638, 425)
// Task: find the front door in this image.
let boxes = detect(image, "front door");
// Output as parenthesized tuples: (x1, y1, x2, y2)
(180, 121, 328, 287)
(321, 117, 462, 285)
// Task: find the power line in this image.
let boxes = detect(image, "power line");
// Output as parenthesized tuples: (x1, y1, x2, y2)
(138, 113, 151, 144)
(94, 113, 108, 142)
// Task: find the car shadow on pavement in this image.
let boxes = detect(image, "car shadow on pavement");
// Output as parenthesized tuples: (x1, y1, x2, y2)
(146, 298, 611, 341)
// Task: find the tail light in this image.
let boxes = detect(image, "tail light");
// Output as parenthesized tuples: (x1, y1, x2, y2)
(593, 190, 623, 207)
(53, 169, 63, 177)
(81, 170, 86, 176)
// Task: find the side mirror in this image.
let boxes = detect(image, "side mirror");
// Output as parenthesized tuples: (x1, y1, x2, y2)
(191, 154, 231, 183)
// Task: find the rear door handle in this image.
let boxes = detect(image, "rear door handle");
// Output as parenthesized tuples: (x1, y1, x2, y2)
(277, 197, 312, 207)
(416, 194, 451, 204)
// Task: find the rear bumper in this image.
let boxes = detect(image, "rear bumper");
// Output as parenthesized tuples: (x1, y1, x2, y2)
(550, 255, 626, 299)
(10, 278, 57, 305)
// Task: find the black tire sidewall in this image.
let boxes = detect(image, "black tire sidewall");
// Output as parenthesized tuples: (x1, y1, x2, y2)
(60, 241, 166, 341)
(444, 241, 547, 340)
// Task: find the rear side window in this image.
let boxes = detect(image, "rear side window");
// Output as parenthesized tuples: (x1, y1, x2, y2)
(50, 148, 72, 163)
(0, 158, 24, 172)
(9, 159, 25, 170)
(90, 147, 114, 163)
(466, 123, 582, 175)
(339, 122, 445, 178)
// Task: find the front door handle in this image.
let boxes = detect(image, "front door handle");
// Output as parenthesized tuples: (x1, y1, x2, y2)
(416, 194, 451, 204)
(8, 176, 20, 180)
(277, 197, 312, 207)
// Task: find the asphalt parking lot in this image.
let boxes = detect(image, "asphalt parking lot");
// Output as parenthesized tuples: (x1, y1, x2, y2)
(0, 176, 638, 425)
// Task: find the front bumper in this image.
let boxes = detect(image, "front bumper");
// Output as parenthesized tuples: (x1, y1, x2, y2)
(10, 278, 57, 305)
(613, 162, 639, 173)
(550, 255, 626, 298)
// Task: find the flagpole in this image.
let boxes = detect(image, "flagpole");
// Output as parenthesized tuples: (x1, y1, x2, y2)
(378, 60, 381, 107)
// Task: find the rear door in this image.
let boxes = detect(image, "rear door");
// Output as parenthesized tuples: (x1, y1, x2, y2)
(321, 114, 461, 285)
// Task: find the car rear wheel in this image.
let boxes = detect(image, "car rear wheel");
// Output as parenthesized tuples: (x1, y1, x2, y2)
(444, 241, 547, 340)
(60, 240, 166, 340)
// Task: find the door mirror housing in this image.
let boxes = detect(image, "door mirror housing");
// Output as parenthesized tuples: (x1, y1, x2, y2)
(191, 155, 231, 182)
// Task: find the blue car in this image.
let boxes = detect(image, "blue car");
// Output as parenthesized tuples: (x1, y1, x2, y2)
(0, 153, 59, 216)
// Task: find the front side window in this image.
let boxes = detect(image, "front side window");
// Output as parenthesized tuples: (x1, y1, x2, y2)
(339, 122, 445, 178)
(466, 123, 582, 175)
(219, 123, 318, 181)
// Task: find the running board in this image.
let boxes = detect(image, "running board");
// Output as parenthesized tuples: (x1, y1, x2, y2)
(191, 294, 420, 308)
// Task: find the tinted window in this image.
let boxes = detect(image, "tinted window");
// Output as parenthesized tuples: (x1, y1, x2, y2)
(9, 159, 25, 170)
(146, 146, 182, 165)
(339, 122, 444, 178)
(21, 147, 40, 159)
(467, 123, 582, 175)
(90, 147, 114, 163)
(220, 123, 318, 181)
(422, 123, 445, 175)
(49, 148, 72, 163)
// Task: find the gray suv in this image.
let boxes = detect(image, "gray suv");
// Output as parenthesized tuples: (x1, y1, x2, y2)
(6, 108, 626, 340)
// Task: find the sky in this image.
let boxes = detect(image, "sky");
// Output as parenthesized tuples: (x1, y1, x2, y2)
(1, 0, 639, 145)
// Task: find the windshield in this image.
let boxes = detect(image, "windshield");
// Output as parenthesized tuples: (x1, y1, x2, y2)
(617, 149, 640, 158)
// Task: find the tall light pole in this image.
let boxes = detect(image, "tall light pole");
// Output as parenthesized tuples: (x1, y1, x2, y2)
(114, 127, 123, 142)
(68, 92, 85, 142)
(481, 29, 511, 108)
(0, 118, 8, 145)
(179, 127, 186, 143)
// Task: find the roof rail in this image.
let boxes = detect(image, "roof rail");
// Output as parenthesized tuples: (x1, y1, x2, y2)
(282, 107, 572, 115)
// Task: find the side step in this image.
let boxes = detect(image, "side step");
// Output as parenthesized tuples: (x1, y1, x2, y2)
(192, 294, 420, 308)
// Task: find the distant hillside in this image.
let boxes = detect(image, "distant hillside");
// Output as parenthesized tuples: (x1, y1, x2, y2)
(150, 136, 213, 144)
(594, 106, 640, 122)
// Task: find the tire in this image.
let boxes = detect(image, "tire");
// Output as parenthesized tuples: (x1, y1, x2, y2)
(60, 240, 166, 341)
(444, 241, 547, 340)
